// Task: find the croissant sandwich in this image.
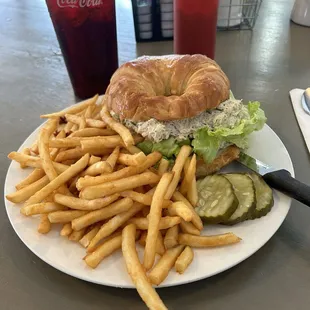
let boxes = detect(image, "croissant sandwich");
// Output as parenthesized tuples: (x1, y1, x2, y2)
(106, 54, 266, 176)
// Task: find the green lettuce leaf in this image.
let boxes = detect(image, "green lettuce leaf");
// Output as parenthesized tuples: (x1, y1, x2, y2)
(137, 137, 181, 159)
(137, 140, 153, 155)
(192, 101, 266, 163)
(191, 133, 221, 164)
(152, 137, 181, 158)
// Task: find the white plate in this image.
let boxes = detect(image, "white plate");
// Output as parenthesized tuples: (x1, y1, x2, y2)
(4, 124, 294, 288)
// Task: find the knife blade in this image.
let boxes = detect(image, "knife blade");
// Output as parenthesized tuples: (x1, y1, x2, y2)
(237, 152, 310, 207)
(301, 87, 310, 115)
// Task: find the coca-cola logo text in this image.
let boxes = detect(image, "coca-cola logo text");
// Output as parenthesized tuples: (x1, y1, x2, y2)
(57, 0, 103, 8)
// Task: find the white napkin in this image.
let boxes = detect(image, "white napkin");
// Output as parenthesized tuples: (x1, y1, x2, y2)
(289, 88, 310, 153)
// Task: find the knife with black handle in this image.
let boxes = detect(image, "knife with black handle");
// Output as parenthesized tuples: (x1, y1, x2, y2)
(238, 152, 310, 207)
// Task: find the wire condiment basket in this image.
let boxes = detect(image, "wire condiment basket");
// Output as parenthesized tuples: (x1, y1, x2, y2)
(217, 0, 263, 30)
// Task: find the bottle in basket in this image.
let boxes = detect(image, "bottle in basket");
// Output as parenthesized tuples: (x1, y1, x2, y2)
(45, 0, 118, 99)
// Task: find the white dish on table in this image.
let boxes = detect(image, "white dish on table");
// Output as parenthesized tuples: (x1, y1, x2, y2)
(4, 119, 293, 288)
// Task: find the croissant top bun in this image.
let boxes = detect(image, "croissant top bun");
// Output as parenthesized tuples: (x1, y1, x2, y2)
(106, 54, 230, 122)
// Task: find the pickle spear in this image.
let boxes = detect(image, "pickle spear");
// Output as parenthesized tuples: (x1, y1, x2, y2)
(247, 173, 274, 219)
(222, 174, 256, 225)
(196, 175, 238, 224)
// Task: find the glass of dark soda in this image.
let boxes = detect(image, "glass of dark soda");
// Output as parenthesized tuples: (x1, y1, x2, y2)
(45, 0, 118, 99)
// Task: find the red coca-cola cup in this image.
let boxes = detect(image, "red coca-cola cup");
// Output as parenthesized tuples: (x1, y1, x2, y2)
(45, 0, 118, 99)
(174, 0, 219, 59)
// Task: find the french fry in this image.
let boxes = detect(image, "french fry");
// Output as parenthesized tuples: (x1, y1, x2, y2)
(84, 233, 122, 268)
(117, 152, 146, 166)
(128, 216, 181, 230)
(71, 124, 79, 132)
(83, 161, 112, 176)
(158, 158, 170, 176)
(30, 141, 39, 155)
(187, 176, 198, 207)
(105, 146, 120, 171)
(164, 145, 192, 199)
(64, 121, 74, 134)
(55, 146, 113, 162)
(8, 152, 68, 173)
(79, 116, 86, 130)
(85, 118, 106, 128)
(60, 223, 73, 237)
(91, 102, 103, 118)
(139, 231, 165, 256)
(79, 225, 101, 248)
(76, 151, 162, 189)
(86, 202, 144, 252)
(25, 154, 89, 206)
(49, 137, 83, 148)
(148, 245, 185, 285)
(77, 167, 140, 190)
(80, 171, 160, 200)
(164, 225, 179, 249)
(144, 172, 173, 270)
(38, 214, 51, 234)
(168, 202, 193, 222)
(41, 94, 98, 118)
(120, 191, 172, 208)
(88, 155, 101, 166)
(20, 148, 31, 168)
(54, 148, 83, 162)
(20, 202, 66, 216)
(100, 104, 134, 147)
(172, 191, 203, 230)
(6, 176, 49, 203)
(93, 112, 102, 120)
(68, 228, 86, 242)
(178, 233, 241, 247)
(15, 168, 45, 190)
(80, 136, 122, 150)
(175, 246, 194, 274)
(122, 224, 167, 310)
(71, 197, 133, 231)
(180, 221, 201, 236)
(50, 130, 66, 160)
(155, 232, 165, 256)
(54, 193, 120, 211)
(70, 128, 116, 137)
(126, 145, 142, 155)
(180, 154, 196, 196)
(48, 210, 88, 223)
(38, 123, 60, 181)
(65, 114, 84, 126)
(84, 105, 94, 119)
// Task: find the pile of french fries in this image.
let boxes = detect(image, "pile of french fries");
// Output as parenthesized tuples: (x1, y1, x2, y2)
(6, 94, 241, 310)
